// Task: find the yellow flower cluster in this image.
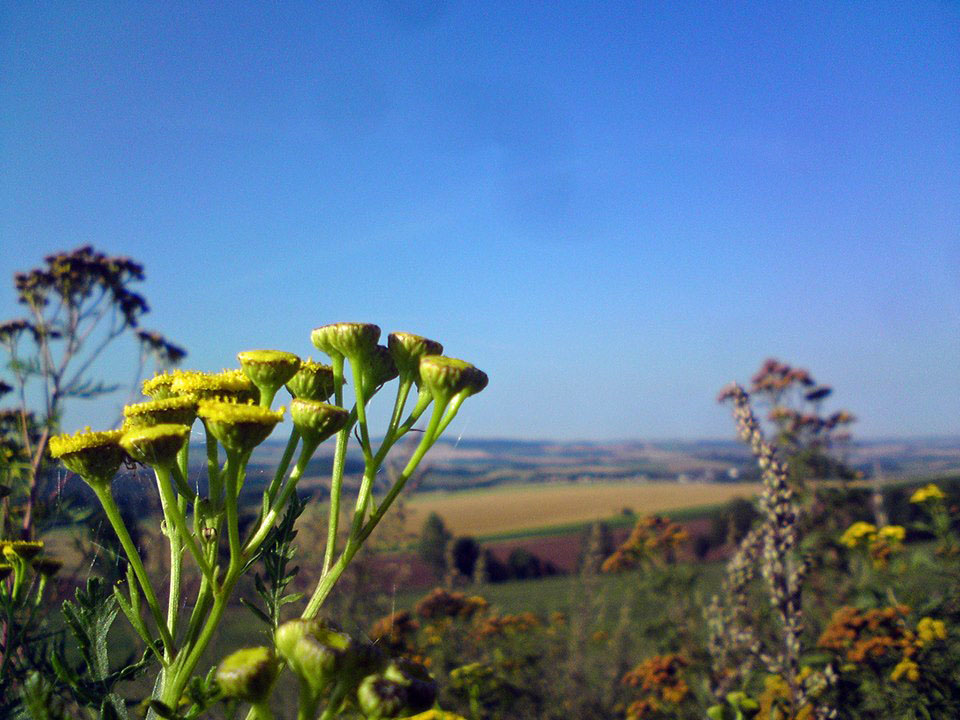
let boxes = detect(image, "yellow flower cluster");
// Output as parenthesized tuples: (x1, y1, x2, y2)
(916, 617, 947, 647)
(910, 483, 946, 504)
(839, 521, 876, 548)
(891, 657, 919, 683)
(839, 522, 906, 568)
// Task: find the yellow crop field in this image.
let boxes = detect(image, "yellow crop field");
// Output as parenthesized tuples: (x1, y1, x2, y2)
(403, 481, 761, 537)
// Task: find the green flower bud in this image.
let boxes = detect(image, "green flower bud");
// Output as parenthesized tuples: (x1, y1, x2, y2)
(120, 424, 191, 469)
(388, 333, 443, 381)
(290, 399, 350, 446)
(286, 359, 336, 401)
(360, 345, 399, 397)
(215, 646, 278, 703)
(358, 659, 436, 718)
(32, 556, 64, 577)
(123, 395, 198, 428)
(49, 429, 125, 486)
(197, 400, 284, 455)
(311, 323, 381, 361)
(418, 356, 488, 405)
(238, 350, 302, 402)
(142, 372, 177, 400)
(171, 369, 259, 404)
(275, 619, 350, 694)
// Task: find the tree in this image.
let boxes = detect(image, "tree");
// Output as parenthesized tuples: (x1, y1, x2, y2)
(0, 246, 185, 538)
(417, 511, 452, 577)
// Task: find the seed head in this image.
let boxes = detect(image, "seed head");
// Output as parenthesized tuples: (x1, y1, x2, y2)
(238, 350, 301, 400)
(419, 355, 488, 403)
(388, 332, 443, 380)
(311, 322, 381, 361)
(290, 399, 350, 446)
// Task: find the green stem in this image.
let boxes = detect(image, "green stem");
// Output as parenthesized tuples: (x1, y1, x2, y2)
(223, 453, 243, 573)
(262, 428, 300, 516)
(244, 437, 320, 556)
(347, 356, 374, 464)
(91, 482, 174, 657)
(204, 423, 221, 510)
(155, 466, 214, 580)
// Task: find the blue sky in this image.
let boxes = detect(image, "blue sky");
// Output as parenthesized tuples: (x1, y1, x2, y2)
(1, 1, 958, 441)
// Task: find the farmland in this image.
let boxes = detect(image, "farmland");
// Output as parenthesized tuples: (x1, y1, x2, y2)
(400, 480, 762, 538)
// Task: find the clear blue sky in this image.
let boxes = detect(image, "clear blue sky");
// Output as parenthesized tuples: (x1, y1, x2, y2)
(1, 1, 958, 441)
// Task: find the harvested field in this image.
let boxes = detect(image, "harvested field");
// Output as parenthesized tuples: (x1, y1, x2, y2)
(403, 481, 761, 538)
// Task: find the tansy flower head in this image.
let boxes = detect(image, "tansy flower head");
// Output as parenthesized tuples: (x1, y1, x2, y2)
(891, 657, 919, 682)
(916, 617, 947, 646)
(910, 483, 946, 504)
(197, 400, 284, 454)
(360, 345, 399, 396)
(4, 540, 44, 561)
(123, 395, 198, 429)
(215, 646, 278, 703)
(171, 369, 259, 404)
(311, 322, 381, 361)
(286, 359, 335, 401)
(237, 350, 301, 402)
(388, 332, 443, 381)
(357, 658, 437, 719)
(142, 372, 177, 400)
(840, 521, 877, 548)
(275, 619, 362, 694)
(878, 525, 906, 542)
(290, 399, 350, 446)
(49, 428, 125, 486)
(120, 424, 191, 468)
(419, 355, 488, 404)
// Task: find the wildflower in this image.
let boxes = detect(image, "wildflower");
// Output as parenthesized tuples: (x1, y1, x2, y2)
(49, 428, 125, 486)
(310, 322, 381, 361)
(910, 483, 945, 504)
(120, 424, 191, 469)
(285, 358, 335, 401)
(237, 349, 301, 405)
(890, 657, 919, 683)
(197, 399, 283, 455)
(357, 658, 436, 719)
(419, 355, 489, 405)
(171, 369, 258, 403)
(388, 332, 443, 381)
(289, 398, 349, 447)
(916, 617, 947, 646)
(877, 525, 906, 542)
(141, 372, 177, 400)
(123, 395, 198, 428)
(839, 521, 877, 548)
(215, 646, 278, 703)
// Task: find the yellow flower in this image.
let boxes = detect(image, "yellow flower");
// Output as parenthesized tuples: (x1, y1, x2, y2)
(878, 525, 906, 542)
(910, 483, 946, 504)
(916, 617, 947, 646)
(840, 521, 877, 548)
(891, 657, 919, 682)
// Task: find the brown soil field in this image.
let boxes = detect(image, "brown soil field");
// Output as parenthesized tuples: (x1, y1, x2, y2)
(402, 481, 761, 538)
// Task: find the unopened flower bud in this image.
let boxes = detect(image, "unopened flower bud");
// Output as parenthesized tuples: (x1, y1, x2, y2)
(290, 399, 350, 446)
(49, 429, 125, 486)
(197, 400, 284, 454)
(215, 646, 278, 703)
(120, 424, 191, 469)
(123, 395, 198, 428)
(5, 541, 44, 561)
(238, 350, 302, 403)
(419, 356, 488, 404)
(361, 345, 399, 396)
(357, 659, 436, 718)
(286, 359, 336, 401)
(311, 323, 381, 361)
(388, 332, 443, 381)
(275, 619, 352, 694)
